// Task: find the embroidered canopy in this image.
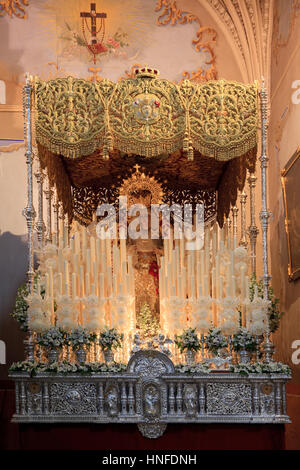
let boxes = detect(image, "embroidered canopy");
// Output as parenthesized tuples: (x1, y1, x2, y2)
(32, 72, 258, 225)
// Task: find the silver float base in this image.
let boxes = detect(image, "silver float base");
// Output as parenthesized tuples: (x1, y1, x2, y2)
(10, 350, 291, 439)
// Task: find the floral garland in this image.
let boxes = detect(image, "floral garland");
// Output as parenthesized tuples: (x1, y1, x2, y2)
(230, 362, 291, 376)
(174, 328, 201, 353)
(9, 360, 127, 376)
(175, 363, 210, 374)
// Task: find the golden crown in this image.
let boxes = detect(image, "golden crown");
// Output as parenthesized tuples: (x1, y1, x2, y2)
(134, 66, 160, 79)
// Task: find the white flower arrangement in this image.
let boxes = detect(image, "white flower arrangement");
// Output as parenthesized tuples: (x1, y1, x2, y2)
(232, 328, 257, 352)
(37, 327, 66, 349)
(204, 327, 228, 355)
(174, 328, 201, 353)
(67, 326, 97, 351)
(99, 327, 123, 351)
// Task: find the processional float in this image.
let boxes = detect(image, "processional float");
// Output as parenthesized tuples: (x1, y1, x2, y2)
(9, 67, 290, 438)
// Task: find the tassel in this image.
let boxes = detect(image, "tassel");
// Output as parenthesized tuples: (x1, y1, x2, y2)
(102, 146, 109, 160)
(183, 131, 189, 153)
(106, 132, 113, 152)
(188, 145, 194, 161)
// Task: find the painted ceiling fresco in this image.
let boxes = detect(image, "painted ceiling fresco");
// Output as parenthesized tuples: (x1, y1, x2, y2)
(0, 0, 217, 83)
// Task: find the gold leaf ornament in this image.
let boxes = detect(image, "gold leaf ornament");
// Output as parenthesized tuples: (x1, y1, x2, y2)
(0, 0, 29, 19)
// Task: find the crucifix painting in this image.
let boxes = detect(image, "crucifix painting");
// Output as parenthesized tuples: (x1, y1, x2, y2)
(80, 2, 107, 63)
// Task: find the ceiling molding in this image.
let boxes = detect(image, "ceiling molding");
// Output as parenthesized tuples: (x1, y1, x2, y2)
(204, 0, 274, 84)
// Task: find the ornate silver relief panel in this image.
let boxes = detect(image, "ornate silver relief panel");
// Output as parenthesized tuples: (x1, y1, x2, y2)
(206, 383, 252, 415)
(50, 382, 97, 415)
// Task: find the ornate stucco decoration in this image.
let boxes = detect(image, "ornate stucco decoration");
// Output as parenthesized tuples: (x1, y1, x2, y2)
(155, 0, 217, 82)
(205, 0, 273, 83)
(33, 71, 258, 162)
(0, 0, 29, 19)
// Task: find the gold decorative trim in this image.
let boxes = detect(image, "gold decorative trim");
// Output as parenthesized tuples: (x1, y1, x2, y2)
(281, 147, 300, 281)
(33, 75, 258, 161)
(155, 0, 217, 82)
(0, 142, 24, 153)
(0, 104, 22, 112)
(0, 0, 29, 19)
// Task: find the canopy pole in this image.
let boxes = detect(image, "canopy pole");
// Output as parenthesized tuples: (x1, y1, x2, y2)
(248, 173, 259, 274)
(259, 77, 274, 362)
(22, 73, 36, 362)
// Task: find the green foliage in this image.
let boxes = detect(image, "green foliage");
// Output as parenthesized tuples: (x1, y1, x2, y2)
(11, 273, 45, 332)
(136, 302, 160, 338)
(249, 273, 284, 333)
(11, 283, 29, 331)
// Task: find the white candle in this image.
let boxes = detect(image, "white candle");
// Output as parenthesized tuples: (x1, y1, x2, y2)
(231, 275, 236, 297)
(105, 237, 111, 267)
(212, 231, 216, 258)
(75, 231, 80, 253)
(191, 276, 195, 298)
(63, 225, 68, 247)
(82, 226, 87, 251)
(219, 276, 223, 299)
(204, 275, 209, 297)
(90, 236, 96, 264)
(72, 273, 76, 299)
(120, 238, 126, 265)
(80, 265, 84, 297)
(200, 250, 205, 287)
(96, 238, 101, 264)
(85, 272, 90, 296)
(57, 272, 63, 296)
(106, 266, 112, 297)
(196, 262, 201, 298)
(99, 273, 104, 298)
(64, 260, 69, 292)
(74, 253, 79, 274)
(93, 261, 98, 291)
(86, 249, 91, 277)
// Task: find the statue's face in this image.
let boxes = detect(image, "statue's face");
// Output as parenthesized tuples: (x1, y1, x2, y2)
(142, 104, 152, 119)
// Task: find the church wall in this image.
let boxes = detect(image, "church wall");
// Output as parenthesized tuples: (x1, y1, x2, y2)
(269, 4, 300, 384)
